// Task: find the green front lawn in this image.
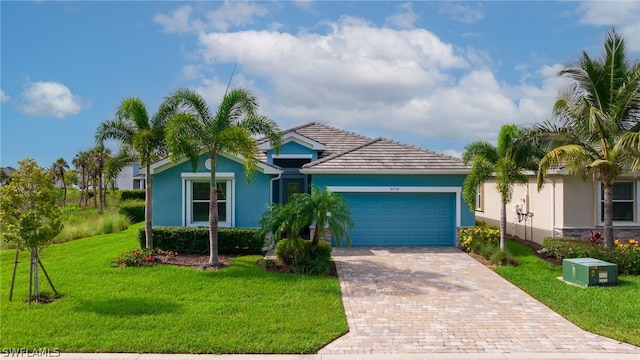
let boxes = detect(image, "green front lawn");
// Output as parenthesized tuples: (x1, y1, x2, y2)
(0, 224, 348, 353)
(496, 241, 640, 347)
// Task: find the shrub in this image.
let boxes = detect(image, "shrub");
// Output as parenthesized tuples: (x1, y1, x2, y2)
(112, 248, 158, 267)
(543, 237, 607, 260)
(458, 225, 499, 252)
(275, 238, 304, 265)
(293, 255, 332, 276)
(138, 227, 263, 255)
(119, 200, 145, 223)
(120, 190, 145, 201)
(544, 237, 640, 275)
(275, 239, 332, 275)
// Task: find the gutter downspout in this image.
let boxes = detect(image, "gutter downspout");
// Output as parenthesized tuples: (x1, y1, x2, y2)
(269, 172, 283, 206)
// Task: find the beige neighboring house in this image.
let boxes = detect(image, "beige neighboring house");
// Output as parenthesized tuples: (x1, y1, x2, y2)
(476, 171, 640, 245)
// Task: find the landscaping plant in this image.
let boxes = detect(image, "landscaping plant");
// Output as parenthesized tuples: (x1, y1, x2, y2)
(0, 158, 63, 302)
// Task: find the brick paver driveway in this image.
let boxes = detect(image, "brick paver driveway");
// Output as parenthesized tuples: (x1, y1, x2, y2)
(319, 247, 640, 355)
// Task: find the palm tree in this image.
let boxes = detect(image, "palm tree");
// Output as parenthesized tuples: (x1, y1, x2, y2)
(73, 150, 90, 207)
(462, 124, 537, 250)
(95, 97, 171, 248)
(90, 145, 111, 214)
(298, 185, 353, 253)
(163, 88, 282, 266)
(533, 30, 640, 249)
(51, 158, 70, 205)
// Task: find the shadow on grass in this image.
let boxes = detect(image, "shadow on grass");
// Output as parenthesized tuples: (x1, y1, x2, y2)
(74, 297, 182, 316)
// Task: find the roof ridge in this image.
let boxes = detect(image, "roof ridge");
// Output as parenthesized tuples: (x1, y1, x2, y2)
(303, 137, 382, 168)
(308, 122, 374, 142)
(256, 122, 319, 144)
(377, 137, 462, 160)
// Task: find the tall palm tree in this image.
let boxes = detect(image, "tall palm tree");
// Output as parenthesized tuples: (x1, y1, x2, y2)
(51, 158, 70, 205)
(73, 150, 90, 207)
(95, 97, 171, 248)
(163, 88, 282, 266)
(462, 124, 537, 250)
(533, 30, 640, 249)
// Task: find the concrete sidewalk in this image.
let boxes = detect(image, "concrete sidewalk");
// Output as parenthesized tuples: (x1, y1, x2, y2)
(58, 353, 639, 360)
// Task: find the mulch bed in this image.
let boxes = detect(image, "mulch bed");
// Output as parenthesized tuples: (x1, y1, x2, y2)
(154, 253, 235, 270)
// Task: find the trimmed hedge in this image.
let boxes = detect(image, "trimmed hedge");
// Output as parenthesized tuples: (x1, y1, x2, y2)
(119, 200, 145, 223)
(121, 190, 145, 201)
(138, 226, 263, 255)
(543, 237, 640, 275)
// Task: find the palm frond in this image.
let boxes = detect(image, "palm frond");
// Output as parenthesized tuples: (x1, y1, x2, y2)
(116, 98, 151, 131)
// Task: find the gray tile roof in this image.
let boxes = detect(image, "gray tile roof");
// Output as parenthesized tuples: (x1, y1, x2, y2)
(301, 137, 469, 173)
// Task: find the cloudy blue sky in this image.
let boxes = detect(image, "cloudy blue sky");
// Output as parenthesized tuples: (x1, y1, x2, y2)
(1, 1, 639, 169)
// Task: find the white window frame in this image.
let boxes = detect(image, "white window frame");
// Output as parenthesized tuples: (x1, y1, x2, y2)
(475, 183, 484, 212)
(181, 173, 235, 227)
(596, 180, 639, 225)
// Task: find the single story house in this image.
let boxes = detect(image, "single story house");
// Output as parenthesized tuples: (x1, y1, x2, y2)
(476, 171, 640, 245)
(150, 122, 474, 247)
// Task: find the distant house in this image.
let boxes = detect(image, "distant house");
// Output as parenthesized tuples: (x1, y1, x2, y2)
(115, 163, 145, 190)
(477, 171, 640, 245)
(149, 122, 474, 247)
(0, 167, 15, 186)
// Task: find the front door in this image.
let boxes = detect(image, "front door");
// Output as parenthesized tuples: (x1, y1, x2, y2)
(282, 177, 305, 204)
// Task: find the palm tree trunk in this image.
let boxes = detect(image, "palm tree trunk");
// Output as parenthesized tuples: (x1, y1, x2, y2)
(209, 153, 220, 266)
(144, 163, 153, 248)
(602, 177, 614, 249)
(98, 171, 104, 214)
(499, 203, 507, 250)
(61, 170, 67, 206)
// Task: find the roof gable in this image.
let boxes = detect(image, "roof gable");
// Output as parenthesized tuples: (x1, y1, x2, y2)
(259, 131, 326, 151)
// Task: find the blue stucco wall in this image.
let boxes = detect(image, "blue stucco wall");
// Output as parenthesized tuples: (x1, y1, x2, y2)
(267, 141, 318, 162)
(312, 174, 475, 227)
(152, 154, 273, 228)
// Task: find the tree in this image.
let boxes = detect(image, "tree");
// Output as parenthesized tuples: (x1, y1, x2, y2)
(0, 158, 63, 302)
(164, 88, 282, 266)
(533, 30, 640, 249)
(298, 185, 353, 253)
(462, 124, 537, 250)
(95, 97, 171, 248)
(73, 150, 90, 207)
(51, 158, 70, 205)
(89, 145, 111, 214)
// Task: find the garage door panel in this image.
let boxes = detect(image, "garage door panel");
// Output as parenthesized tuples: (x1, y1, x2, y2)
(342, 192, 455, 247)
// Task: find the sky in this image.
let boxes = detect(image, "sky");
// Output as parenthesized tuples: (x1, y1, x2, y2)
(1, 1, 639, 169)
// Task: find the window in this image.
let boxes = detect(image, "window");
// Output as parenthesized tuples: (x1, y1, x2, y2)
(475, 183, 484, 212)
(183, 174, 233, 227)
(600, 181, 636, 222)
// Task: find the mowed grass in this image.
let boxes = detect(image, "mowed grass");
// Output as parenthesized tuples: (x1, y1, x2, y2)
(0, 224, 348, 353)
(495, 241, 640, 347)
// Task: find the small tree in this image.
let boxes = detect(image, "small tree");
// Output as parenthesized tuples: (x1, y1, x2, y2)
(299, 186, 353, 253)
(0, 158, 63, 302)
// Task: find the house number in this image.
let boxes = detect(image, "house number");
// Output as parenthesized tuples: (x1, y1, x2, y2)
(389, 187, 400, 191)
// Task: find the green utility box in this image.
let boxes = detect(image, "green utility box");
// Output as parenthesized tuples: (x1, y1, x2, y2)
(562, 258, 618, 287)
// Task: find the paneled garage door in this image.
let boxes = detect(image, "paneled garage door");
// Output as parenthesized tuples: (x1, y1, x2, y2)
(340, 192, 456, 246)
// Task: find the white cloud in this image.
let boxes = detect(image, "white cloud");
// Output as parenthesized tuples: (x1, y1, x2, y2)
(577, 1, 640, 52)
(386, 2, 419, 29)
(0, 90, 9, 102)
(292, 0, 313, 11)
(154, 1, 269, 33)
(439, 3, 484, 24)
(158, 6, 562, 149)
(153, 5, 202, 33)
(19, 81, 86, 118)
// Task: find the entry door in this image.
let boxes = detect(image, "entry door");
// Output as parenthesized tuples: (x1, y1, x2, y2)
(282, 177, 305, 204)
